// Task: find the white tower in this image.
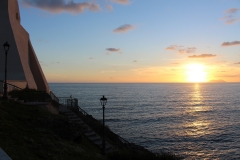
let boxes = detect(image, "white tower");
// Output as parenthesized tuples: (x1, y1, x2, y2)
(0, 0, 49, 92)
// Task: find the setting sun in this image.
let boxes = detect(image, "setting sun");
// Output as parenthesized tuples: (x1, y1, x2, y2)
(185, 64, 207, 82)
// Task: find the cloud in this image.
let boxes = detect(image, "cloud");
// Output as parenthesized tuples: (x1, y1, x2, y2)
(225, 8, 240, 14)
(216, 61, 226, 64)
(234, 62, 240, 64)
(222, 8, 240, 24)
(133, 60, 137, 62)
(21, 0, 101, 14)
(106, 48, 120, 52)
(50, 61, 60, 64)
(111, 0, 131, 5)
(225, 18, 240, 24)
(188, 54, 216, 58)
(209, 79, 226, 83)
(165, 45, 179, 50)
(89, 57, 94, 60)
(39, 61, 48, 66)
(37, 39, 49, 43)
(165, 45, 196, 54)
(220, 74, 240, 78)
(106, 5, 113, 11)
(221, 41, 240, 47)
(113, 24, 135, 33)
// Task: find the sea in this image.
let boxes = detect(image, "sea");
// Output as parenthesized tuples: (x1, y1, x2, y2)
(49, 83, 240, 160)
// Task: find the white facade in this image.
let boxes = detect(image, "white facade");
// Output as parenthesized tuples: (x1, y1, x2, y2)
(0, 0, 49, 92)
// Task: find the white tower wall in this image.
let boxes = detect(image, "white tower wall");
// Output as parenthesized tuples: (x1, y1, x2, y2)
(0, 0, 49, 92)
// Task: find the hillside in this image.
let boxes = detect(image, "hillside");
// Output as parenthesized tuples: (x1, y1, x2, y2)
(0, 97, 181, 160)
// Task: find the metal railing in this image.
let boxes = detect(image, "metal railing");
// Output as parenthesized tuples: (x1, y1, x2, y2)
(78, 105, 89, 116)
(75, 101, 131, 145)
(0, 80, 22, 95)
(58, 96, 79, 110)
(56, 94, 132, 147)
(49, 91, 59, 103)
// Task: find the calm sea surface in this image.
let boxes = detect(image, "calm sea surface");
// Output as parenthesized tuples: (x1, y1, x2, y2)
(49, 83, 240, 159)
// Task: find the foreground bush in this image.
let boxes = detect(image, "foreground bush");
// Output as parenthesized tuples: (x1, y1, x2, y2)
(8, 88, 51, 102)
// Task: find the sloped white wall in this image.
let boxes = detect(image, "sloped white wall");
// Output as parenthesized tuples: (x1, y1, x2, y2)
(0, 0, 49, 92)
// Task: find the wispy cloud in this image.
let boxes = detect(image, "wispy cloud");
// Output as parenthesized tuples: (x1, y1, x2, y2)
(106, 48, 121, 52)
(225, 8, 240, 14)
(21, 0, 101, 14)
(106, 48, 122, 55)
(216, 61, 226, 64)
(21, 0, 132, 14)
(106, 5, 113, 11)
(133, 60, 137, 62)
(50, 61, 60, 65)
(40, 61, 60, 66)
(234, 62, 240, 64)
(89, 57, 94, 60)
(221, 8, 240, 24)
(220, 74, 240, 78)
(221, 41, 240, 47)
(39, 61, 48, 66)
(113, 24, 135, 33)
(188, 54, 216, 58)
(166, 45, 196, 54)
(111, 0, 131, 5)
(37, 39, 49, 43)
(209, 79, 226, 83)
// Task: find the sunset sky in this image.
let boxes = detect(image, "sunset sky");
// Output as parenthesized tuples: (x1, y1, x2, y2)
(18, 0, 240, 83)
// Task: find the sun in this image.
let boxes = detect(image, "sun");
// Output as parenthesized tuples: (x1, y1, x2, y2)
(185, 64, 207, 82)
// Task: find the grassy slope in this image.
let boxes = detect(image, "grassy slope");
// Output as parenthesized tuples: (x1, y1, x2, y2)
(0, 97, 182, 160)
(0, 100, 107, 160)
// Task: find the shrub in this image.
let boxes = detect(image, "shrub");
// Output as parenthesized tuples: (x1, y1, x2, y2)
(9, 88, 51, 102)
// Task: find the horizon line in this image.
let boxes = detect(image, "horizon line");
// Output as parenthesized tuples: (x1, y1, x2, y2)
(47, 82, 240, 84)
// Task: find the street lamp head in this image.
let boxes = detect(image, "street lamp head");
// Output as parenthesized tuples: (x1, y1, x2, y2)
(3, 41, 10, 52)
(100, 95, 107, 106)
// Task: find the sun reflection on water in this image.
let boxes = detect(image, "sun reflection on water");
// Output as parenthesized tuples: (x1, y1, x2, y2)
(184, 83, 211, 137)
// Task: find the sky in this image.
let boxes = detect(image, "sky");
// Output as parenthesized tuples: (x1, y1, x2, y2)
(18, 0, 240, 83)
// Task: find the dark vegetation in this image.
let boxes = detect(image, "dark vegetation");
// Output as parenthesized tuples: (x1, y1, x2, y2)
(0, 92, 182, 160)
(8, 88, 51, 102)
(0, 100, 106, 160)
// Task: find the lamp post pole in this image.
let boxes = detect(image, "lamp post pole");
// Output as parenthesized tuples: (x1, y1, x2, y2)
(3, 42, 10, 100)
(100, 95, 107, 155)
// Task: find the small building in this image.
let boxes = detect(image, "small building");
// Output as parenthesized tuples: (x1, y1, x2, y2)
(0, 0, 49, 93)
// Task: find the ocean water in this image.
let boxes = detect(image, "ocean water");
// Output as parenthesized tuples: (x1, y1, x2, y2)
(49, 83, 240, 159)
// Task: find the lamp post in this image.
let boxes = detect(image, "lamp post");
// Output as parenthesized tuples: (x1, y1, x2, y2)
(3, 42, 10, 100)
(100, 95, 107, 155)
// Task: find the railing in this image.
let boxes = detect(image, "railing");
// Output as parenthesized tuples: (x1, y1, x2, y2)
(78, 105, 89, 116)
(49, 91, 59, 103)
(75, 101, 131, 145)
(57, 94, 132, 147)
(58, 97, 71, 106)
(58, 96, 79, 110)
(0, 80, 22, 95)
(113, 132, 131, 145)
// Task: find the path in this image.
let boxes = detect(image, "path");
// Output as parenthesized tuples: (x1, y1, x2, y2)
(59, 105, 113, 152)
